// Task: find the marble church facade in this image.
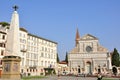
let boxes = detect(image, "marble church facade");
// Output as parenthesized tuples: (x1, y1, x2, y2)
(68, 29, 112, 75)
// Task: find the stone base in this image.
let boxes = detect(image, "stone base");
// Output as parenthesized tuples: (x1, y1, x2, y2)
(1, 73, 21, 79)
(1, 78, 21, 80)
(1, 55, 21, 80)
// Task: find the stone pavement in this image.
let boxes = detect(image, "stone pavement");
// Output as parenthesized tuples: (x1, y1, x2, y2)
(39, 76, 97, 80)
(0, 76, 119, 80)
(39, 76, 120, 80)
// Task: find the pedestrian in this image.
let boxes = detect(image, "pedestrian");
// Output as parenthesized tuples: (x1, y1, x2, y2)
(83, 72, 86, 77)
(20, 73, 22, 78)
(58, 70, 60, 77)
(97, 73, 102, 80)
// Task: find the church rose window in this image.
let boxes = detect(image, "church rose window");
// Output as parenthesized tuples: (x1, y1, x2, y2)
(86, 46, 92, 52)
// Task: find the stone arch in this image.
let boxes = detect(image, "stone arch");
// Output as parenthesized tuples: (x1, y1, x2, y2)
(112, 66, 117, 76)
(98, 65, 101, 74)
(78, 65, 81, 74)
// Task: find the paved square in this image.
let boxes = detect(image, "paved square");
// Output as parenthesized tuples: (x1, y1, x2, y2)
(40, 76, 97, 80)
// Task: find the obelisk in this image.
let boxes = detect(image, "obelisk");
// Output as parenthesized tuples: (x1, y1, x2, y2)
(6, 5, 20, 56)
(1, 5, 21, 80)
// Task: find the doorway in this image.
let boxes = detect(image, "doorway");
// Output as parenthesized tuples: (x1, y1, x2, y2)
(86, 62, 92, 74)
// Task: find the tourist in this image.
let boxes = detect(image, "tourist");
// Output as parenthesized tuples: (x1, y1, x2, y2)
(97, 73, 102, 80)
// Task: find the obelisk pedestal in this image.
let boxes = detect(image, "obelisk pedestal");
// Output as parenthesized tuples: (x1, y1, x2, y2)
(1, 56, 21, 80)
(1, 5, 21, 79)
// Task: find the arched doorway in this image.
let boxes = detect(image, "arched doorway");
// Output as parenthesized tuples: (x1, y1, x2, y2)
(98, 65, 101, 73)
(78, 65, 81, 74)
(86, 61, 92, 74)
(112, 67, 117, 76)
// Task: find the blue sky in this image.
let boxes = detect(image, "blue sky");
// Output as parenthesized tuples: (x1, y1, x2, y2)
(0, 0, 120, 60)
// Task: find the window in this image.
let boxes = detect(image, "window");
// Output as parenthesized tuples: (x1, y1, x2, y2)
(45, 48, 47, 52)
(54, 55, 56, 59)
(27, 69, 28, 72)
(42, 47, 44, 51)
(26, 53, 29, 58)
(41, 53, 44, 57)
(28, 60, 29, 66)
(22, 58, 24, 66)
(30, 69, 32, 72)
(34, 54, 37, 59)
(48, 48, 50, 52)
(23, 40, 26, 43)
(26, 60, 29, 66)
(0, 43, 2, 47)
(51, 54, 53, 59)
(41, 61, 43, 66)
(28, 46, 30, 51)
(1, 50, 4, 55)
(45, 61, 47, 66)
(0, 60, 2, 65)
(3, 44, 5, 47)
(0, 43, 5, 48)
(23, 34, 25, 38)
(51, 49, 53, 53)
(21, 69, 23, 73)
(86, 46, 92, 52)
(45, 53, 47, 58)
(2, 35, 5, 40)
(28, 36, 30, 39)
(48, 54, 50, 58)
(33, 61, 36, 66)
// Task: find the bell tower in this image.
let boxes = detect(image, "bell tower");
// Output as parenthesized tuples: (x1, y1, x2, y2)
(75, 28, 80, 47)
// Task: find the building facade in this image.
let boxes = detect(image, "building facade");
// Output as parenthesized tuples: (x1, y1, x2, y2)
(0, 25, 57, 76)
(0, 25, 8, 76)
(68, 29, 112, 75)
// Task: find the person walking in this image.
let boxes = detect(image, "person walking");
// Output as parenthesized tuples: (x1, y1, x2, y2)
(97, 73, 102, 80)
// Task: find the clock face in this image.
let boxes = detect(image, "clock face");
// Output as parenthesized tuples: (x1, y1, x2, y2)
(86, 46, 92, 52)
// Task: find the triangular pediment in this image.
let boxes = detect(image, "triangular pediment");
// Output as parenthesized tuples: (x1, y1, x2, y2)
(81, 34, 98, 40)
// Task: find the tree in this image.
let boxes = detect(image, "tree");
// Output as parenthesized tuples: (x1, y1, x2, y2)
(112, 48, 120, 67)
(57, 53, 60, 63)
(0, 22, 10, 27)
(112, 67, 117, 76)
(65, 52, 68, 63)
